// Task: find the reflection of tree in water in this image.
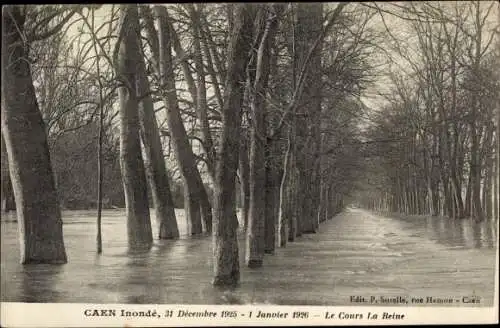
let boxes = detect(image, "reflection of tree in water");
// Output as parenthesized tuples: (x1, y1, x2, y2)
(477, 220, 497, 249)
(415, 215, 497, 250)
(120, 253, 156, 304)
(472, 222, 483, 249)
(21, 265, 64, 302)
(461, 219, 497, 250)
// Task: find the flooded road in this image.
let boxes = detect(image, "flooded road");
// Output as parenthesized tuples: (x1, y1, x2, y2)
(1, 208, 497, 306)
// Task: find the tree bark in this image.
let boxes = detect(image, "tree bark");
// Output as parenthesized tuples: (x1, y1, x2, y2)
(470, 125, 483, 220)
(154, 6, 212, 234)
(199, 22, 224, 112)
(1, 135, 16, 213)
(189, 4, 216, 178)
(277, 126, 293, 247)
(470, 1, 485, 221)
(481, 125, 494, 220)
(293, 3, 323, 234)
(92, 12, 104, 253)
(239, 129, 250, 231)
(264, 138, 281, 254)
(116, 5, 153, 251)
(213, 3, 255, 286)
(465, 173, 472, 217)
(1, 7, 67, 263)
(246, 4, 280, 266)
(135, 29, 179, 240)
(1, 165, 16, 213)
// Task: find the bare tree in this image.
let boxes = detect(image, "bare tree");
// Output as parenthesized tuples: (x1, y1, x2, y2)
(213, 3, 256, 286)
(1, 6, 69, 263)
(115, 5, 153, 250)
(144, 5, 213, 234)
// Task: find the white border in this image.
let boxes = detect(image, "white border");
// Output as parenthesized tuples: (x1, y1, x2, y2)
(1, 302, 498, 326)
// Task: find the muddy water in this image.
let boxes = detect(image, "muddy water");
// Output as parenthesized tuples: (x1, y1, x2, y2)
(0, 208, 497, 305)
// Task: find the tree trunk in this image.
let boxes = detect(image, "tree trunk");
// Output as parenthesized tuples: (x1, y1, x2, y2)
(264, 140, 279, 254)
(481, 126, 494, 220)
(93, 23, 104, 253)
(278, 126, 293, 247)
(1, 164, 16, 213)
(264, 4, 285, 254)
(319, 183, 327, 222)
(294, 166, 304, 237)
(199, 22, 224, 111)
(246, 4, 280, 266)
(239, 130, 250, 231)
(470, 126, 483, 221)
(294, 3, 323, 234)
(117, 5, 153, 250)
(465, 172, 472, 217)
(1, 135, 16, 213)
(247, 119, 266, 265)
(189, 4, 216, 178)
(288, 162, 300, 240)
(154, 6, 212, 234)
(470, 1, 484, 222)
(213, 3, 255, 286)
(1, 7, 67, 263)
(135, 41, 179, 240)
(96, 101, 103, 253)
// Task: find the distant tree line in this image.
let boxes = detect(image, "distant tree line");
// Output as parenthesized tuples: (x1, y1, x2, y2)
(357, 2, 499, 222)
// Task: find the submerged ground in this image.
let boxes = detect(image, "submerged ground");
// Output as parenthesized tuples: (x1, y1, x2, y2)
(0, 208, 497, 305)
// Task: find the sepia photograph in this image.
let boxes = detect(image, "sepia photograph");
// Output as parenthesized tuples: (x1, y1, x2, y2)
(1, 2, 499, 327)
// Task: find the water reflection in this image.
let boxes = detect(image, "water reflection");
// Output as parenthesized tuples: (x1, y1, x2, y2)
(1, 209, 497, 305)
(401, 215, 497, 250)
(21, 265, 64, 303)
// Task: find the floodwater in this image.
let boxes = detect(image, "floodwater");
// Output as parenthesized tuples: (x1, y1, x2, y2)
(0, 208, 497, 306)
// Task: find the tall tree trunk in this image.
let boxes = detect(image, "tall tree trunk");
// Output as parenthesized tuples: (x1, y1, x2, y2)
(447, 29, 465, 219)
(465, 172, 472, 217)
(481, 126, 494, 220)
(318, 132, 328, 222)
(246, 4, 280, 266)
(264, 139, 280, 254)
(470, 126, 483, 221)
(319, 183, 328, 221)
(239, 129, 250, 231)
(213, 3, 255, 286)
(189, 4, 216, 178)
(294, 3, 323, 234)
(199, 27, 224, 112)
(263, 5, 285, 254)
(96, 99, 104, 253)
(116, 5, 153, 250)
(470, 1, 484, 221)
(135, 33, 179, 240)
(293, 166, 304, 237)
(288, 151, 300, 241)
(278, 127, 292, 247)
(154, 6, 212, 234)
(1, 7, 67, 263)
(92, 12, 105, 253)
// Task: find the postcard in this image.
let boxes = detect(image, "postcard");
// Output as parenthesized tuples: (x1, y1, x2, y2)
(1, 2, 499, 326)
